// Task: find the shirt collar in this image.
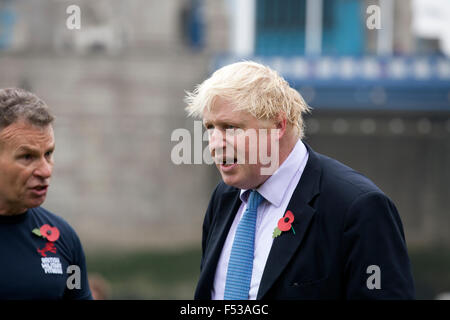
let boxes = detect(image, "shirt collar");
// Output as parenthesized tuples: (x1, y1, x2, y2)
(240, 139, 308, 207)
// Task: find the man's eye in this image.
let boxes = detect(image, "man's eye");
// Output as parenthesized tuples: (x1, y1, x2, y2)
(21, 154, 33, 161)
(45, 151, 53, 158)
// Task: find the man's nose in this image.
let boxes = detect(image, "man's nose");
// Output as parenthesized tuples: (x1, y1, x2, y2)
(208, 128, 226, 152)
(34, 158, 53, 179)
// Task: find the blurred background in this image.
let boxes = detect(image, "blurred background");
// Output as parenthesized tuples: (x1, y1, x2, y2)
(0, 0, 449, 299)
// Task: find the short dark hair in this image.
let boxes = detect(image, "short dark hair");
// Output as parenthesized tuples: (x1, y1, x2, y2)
(0, 88, 54, 130)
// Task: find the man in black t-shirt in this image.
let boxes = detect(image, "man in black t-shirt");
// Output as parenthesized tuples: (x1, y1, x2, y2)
(0, 88, 92, 300)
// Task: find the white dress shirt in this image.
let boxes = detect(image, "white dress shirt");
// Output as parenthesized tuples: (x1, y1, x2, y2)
(212, 139, 309, 299)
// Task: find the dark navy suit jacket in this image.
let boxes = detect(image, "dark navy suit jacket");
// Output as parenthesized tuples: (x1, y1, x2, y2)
(195, 143, 415, 299)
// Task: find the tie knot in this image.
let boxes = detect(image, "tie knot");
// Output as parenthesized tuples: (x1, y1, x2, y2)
(247, 190, 264, 211)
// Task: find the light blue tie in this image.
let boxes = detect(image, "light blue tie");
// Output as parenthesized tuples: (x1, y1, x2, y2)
(224, 190, 264, 300)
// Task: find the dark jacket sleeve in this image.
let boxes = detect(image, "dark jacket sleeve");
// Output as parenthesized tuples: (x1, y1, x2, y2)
(200, 183, 220, 271)
(342, 191, 415, 299)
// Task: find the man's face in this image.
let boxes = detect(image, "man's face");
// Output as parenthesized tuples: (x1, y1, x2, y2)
(203, 98, 278, 189)
(0, 121, 55, 214)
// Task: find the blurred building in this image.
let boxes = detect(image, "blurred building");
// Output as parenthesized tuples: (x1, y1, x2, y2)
(0, 0, 227, 249)
(0, 0, 449, 249)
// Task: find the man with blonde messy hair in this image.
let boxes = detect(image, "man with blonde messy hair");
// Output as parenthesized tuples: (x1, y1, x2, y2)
(187, 61, 415, 300)
(186, 60, 310, 138)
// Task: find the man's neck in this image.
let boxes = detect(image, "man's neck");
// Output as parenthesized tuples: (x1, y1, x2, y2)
(254, 134, 299, 189)
(0, 203, 28, 216)
(278, 134, 299, 169)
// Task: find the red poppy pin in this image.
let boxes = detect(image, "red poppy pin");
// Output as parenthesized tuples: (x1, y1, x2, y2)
(32, 224, 60, 256)
(272, 210, 296, 238)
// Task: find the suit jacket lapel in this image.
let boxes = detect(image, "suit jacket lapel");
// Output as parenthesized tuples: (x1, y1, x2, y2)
(257, 143, 321, 299)
(197, 189, 241, 298)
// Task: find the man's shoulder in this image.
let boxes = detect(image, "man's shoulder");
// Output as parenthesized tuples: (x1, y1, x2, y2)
(312, 149, 385, 200)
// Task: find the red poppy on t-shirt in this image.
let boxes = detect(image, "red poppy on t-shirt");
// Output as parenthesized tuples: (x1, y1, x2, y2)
(39, 224, 60, 242)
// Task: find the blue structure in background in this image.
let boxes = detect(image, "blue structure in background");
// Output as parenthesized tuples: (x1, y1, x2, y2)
(255, 0, 307, 55)
(225, 0, 450, 111)
(189, 0, 204, 49)
(255, 0, 364, 56)
(321, 0, 363, 55)
(213, 55, 450, 111)
(0, 5, 16, 50)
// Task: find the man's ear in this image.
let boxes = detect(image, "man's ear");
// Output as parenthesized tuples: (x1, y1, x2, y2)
(274, 113, 287, 140)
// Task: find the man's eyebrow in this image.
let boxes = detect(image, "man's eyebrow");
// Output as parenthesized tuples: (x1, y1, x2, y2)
(203, 119, 242, 127)
(16, 145, 38, 153)
(16, 145, 55, 153)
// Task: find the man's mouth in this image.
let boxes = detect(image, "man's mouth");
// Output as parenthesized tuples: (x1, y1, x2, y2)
(216, 157, 237, 165)
(32, 185, 48, 190)
(29, 185, 49, 196)
(219, 158, 238, 171)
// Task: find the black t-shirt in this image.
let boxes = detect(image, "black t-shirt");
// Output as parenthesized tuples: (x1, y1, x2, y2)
(0, 206, 92, 300)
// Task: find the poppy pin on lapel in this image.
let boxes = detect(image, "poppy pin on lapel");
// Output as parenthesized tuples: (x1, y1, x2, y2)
(272, 210, 296, 238)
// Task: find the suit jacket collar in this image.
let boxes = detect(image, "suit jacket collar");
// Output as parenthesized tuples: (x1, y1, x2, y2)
(257, 141, 321, 299)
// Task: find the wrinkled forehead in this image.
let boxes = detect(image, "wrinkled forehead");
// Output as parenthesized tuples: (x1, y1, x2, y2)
(203, 95, 277, 125)
(202, 97, 246, 120)
(204, 95, 233, 112)
(0, 121, 54, 151)
(203, 95, 252, 117)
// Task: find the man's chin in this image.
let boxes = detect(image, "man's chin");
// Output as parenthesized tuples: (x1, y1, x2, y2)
(221, 174, 242, 189)
(221, 174, 256, 190)
(26, 197, 46, 209)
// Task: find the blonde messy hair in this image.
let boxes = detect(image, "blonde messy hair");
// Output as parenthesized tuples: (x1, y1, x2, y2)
(184, 60, 311, 138)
